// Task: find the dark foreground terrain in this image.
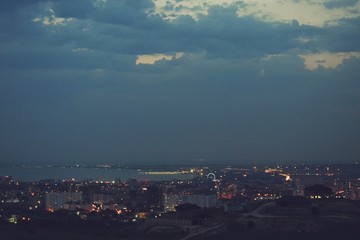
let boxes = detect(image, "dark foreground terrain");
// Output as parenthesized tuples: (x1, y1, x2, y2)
(1, 219, 360, 240)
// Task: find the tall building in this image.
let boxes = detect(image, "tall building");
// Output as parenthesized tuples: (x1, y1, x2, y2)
(45, 192, 83, 211)
(90, 193, 115, 204)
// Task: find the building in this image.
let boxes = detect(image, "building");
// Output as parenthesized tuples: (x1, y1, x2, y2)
(304, 184, 332, 199)
(163, 193, 217, 212)
(45, 192, 83, 211)
(90, 193, 115, 204)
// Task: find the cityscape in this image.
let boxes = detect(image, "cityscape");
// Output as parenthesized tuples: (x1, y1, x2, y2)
(1, 162, 360, 239)
(1, 0, 360, 239)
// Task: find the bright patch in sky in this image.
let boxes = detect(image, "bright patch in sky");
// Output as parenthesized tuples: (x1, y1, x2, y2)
(33, 16, 73, 26)
(136, 53, 184, 65)
(72, 48, 91, 53)
(300, 52, 360, 70)
(152, 0, 360, 26)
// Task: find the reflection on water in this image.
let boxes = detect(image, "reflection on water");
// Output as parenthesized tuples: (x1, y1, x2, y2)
(0, 166, 194, 182)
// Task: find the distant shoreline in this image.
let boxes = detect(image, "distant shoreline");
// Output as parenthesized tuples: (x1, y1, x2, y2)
(0, 165, 196, 182)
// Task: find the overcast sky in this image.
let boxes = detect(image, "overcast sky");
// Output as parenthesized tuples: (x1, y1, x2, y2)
(0, 0, 359, 165)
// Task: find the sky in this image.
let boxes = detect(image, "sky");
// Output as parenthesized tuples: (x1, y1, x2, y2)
(0, 0, 360, 165)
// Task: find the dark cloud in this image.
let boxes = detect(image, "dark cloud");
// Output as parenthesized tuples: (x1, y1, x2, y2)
(320, 17, 360, 52)
(1, 2, 358, 58)
(0, 0, 45, 13)
(52, 0, 97, 19)
(324, 0, 358, 9)
(49, 0, 156, 25)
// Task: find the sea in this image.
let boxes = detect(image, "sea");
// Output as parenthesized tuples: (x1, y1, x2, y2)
(0, 165, 195, 182)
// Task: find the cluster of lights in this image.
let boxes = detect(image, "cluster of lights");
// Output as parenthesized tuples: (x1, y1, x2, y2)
(335, 196, 346, 199)
(264, 168, 283, 173)
(254, 193, 279, 201)
(279, 173, 292, 181)
(309, 195, 330, 199)
(220, 193, 233, 199)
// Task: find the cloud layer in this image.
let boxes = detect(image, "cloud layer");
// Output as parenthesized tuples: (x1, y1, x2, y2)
(0, 0, 359, 164)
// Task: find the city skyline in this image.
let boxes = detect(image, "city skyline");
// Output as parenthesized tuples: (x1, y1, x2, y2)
(1, 0, 360, 164)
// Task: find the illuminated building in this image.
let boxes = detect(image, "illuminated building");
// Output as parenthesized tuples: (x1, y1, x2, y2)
(45, 192, 83, 211)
